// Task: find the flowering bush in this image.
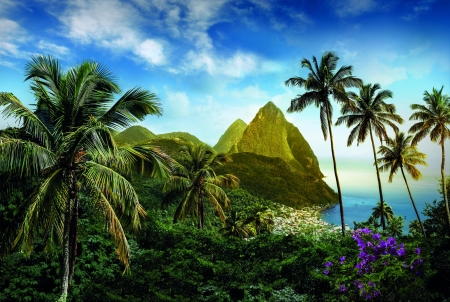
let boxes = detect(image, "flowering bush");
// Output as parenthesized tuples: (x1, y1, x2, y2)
(323, 228, 426, 301)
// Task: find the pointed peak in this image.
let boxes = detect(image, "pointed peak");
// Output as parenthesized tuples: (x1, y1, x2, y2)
(232, 119, 247, 126)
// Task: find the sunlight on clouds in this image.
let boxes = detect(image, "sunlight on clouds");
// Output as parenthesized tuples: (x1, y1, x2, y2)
(230, 85, 270, 101)
(133, 39, 165, 66)
(0, 18, 28, 59)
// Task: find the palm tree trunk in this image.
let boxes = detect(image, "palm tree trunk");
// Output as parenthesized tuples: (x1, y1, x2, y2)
(369, 128, 385, 230)
(198, 184, 204, 229)
(400, 166, 426, 238)
(60, 198, 72, 302)
(441, 141, 450, 230)
(327, 111, 345, 236)
(68, 197, 79, 286)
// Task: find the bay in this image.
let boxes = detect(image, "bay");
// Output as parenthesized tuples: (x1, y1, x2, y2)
(318, 158, 443, 234)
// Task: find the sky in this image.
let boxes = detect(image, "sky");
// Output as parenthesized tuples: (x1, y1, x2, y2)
(1, 0, 450, 178)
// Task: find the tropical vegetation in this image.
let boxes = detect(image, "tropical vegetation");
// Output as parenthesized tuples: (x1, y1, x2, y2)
(409, 86, 450, 231)
(0, 53, 449, 301)
(0, 55, 169, 301)
(285, 51, 363, 236)
(336, 83, 403, 230)
(378, 131, 427, 237)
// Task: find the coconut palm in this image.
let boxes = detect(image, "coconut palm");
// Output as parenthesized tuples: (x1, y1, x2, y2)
(162, 144, 239, 229)
(285, 51, 362, 236)
(0, 55, 169, 301)
(243, 203, 275, 235)
(377, 132, 427, 237)
(336, 83, 403, 230)
(372, 201, 394, 226)
(409, 86, 450, 230)
(219, 210, 256, 239)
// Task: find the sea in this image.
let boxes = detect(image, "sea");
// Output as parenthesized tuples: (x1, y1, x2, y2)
(319, 158, 443, 234)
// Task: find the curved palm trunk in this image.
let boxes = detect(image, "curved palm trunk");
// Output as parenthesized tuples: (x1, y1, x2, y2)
(441, 141, 450, 230)
(400, 166, 426, 238)
(327, 111, 345, 236)
(369, 128, 385, 230)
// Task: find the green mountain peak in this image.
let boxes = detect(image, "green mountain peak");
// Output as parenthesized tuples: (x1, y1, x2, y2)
(214, 119, 248, 153)
(232, 101, 323, 179)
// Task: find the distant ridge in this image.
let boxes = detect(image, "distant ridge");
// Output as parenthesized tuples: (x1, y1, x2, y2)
(114, 125, 156, 145)
(156, 132, 203, 146)
(213, 119, 247, 153)
(231, 101, 323, 179)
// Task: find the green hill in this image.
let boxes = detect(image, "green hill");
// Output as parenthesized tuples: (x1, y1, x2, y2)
(231, 101, 322, 179)
(213, 119, 247, 153)
(157, 132, 203, 146)
(114, 125, 156, 145)
(216, 152, 337, 209)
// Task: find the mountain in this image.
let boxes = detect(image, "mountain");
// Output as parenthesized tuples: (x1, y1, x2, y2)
(213, 119, 247, 153)
(157, 132, 203, 146)
(230, 101, 323, 179)
(216, 152, 337, 208)
(114, 125, 156, 145)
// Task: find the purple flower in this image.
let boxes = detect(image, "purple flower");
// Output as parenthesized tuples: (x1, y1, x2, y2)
(325, 261, 333, 267)
(323, 269, 330, 275)
(340, 256, 346, 264)
(415, 247, 421, 255)
(397, 247, 406, 257)
(338, 284, 347, 292)
(372, 233, 381, 241)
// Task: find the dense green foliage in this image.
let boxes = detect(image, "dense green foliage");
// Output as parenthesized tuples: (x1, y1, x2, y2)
(216, 152, 337, 209)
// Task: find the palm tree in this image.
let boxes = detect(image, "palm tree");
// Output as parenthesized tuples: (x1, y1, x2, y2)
(377, 132, 427, 237)
(336, 83, 403, 230)
(409, 86, 450, 230)
(285, 51, 362, 236)
(162, 144, 239, 229)
(243, 203, 275, 235)
(219, 210, 256, 239)
(372, 201, 394, 226)
(0, 55, 169, 301)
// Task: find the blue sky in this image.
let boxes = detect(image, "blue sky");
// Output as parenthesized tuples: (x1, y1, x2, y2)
(1, 0, 450, 176)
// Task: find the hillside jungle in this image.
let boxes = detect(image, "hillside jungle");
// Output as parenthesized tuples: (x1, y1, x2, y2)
(1, 53, 450, 301)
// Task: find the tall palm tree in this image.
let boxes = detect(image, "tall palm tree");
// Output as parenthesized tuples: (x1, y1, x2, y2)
(0, 55, 169, 301)
(285, 51, 362, 236)
(336, 83, 403, 230)
(371, 201, 394, 226)
(162, 144, 239, 229)
(377, 132, 427, 237)
(409, 86, 450, 230)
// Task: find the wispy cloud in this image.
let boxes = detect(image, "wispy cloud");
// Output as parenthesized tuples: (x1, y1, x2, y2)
(0, 18, 29, 59)
(179, 50, 280, 78)
(163, 88, 191, 118)
(402, 0, 436, 21)
(330, 0, 377, 17)
(37, 40, 69, 56)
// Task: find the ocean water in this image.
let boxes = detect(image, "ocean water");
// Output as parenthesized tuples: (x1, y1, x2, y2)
(319, 159, 443, 234)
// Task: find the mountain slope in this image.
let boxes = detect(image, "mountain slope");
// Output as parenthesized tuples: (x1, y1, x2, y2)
(216, 152, 337, 208)
(213, 119, 247, 153)
(157, 132, 203, 146)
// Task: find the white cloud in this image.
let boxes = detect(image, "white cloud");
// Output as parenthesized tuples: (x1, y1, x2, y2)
(330, 0, 377, 17)
(0, 18, 28, 59)
(56, 0, 166, 66)
(359, 59, 408, 86)
(37, 40, 69, 56)
(181, 50, 280, 78)
(133, 39, 165, 65)
(163, 88, 190, 118)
